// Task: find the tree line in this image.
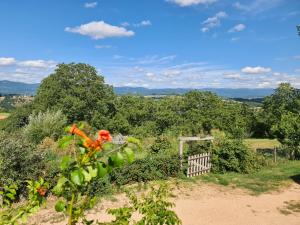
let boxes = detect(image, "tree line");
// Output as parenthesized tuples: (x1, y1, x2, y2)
(1, 63, 300, 158)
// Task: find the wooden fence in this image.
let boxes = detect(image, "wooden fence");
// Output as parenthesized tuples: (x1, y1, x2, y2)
(256, 147, 278, 162)
(187, 153, 211, 177)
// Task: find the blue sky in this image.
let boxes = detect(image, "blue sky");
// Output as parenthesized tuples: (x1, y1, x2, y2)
(0, 0, 299, 88)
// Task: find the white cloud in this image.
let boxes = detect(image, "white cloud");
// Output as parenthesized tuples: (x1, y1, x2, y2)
(113, 55, 123, 59)
(201, 11, 227, 32)
(231, 37, 240, 42)
(258, 81, 271, 88)
(84, 2, 98, 8)
(223, 73, 241, 79)
(18, 60, 56, 69)
(241, 66, 271, 74)
(167, 0, 217, 7)
(0, 58, 57, 83)
(162, 70, 181, 77)
(134, 20, 152, 27)
(137, 55, 176, 65)
(65, 21, 134, 40)
(121, 20, 152, 28)
(95, 45, 112, 49)
(228, 24, 246, 33)
(233, 0, 282, 13)
(121, 22, 130, 27)
(0, 57, 16, 66)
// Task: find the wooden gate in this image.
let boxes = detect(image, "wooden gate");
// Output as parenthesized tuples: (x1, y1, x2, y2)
(187, 153, 211, 177)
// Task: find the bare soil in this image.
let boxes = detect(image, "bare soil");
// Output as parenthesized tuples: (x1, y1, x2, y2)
(30, 183, 300, 225)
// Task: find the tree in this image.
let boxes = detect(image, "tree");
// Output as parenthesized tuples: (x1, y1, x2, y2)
(34, 63, 115, 124)
(272, 112, 300, 159)
(263, 83, 300, 135)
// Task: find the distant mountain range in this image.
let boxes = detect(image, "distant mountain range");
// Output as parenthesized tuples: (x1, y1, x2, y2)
(0, 80, 39, 95)
(114, 86, 274, 98)
(0, 80, 274, 98)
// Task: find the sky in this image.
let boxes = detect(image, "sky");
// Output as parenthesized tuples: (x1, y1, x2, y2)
(0, 0, 299, 88)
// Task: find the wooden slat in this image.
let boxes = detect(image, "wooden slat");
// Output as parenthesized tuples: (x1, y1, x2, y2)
(187, 153, 212, 177)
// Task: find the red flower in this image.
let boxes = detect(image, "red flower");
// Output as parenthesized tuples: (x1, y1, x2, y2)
(37, 187, 47, 197)
(97, 130, 112, 142)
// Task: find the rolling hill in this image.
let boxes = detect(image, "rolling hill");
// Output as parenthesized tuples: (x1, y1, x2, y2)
(0, 80, 274, 98)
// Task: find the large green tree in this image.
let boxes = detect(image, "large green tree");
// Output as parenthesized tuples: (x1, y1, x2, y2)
(263, 83, 300, 130)
(34, 63, 115, 124)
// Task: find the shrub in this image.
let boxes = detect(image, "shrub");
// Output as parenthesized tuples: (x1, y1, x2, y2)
(0, 133, 46, 191)
(98, 185, 181, 225)
(186, 140, 211, 156)
(23, 110, 67, 144)
(87, 176, 113, 197)
(111, 153, 181, 186)
(150, 136, 172, 154)
(211, 138, 259, 173)
(0, 103, 33, 132)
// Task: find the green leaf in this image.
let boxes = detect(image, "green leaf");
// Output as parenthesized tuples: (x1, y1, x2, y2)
(79, 147, 86, 154)
(6, 193, 15, 200)
(102, 142, 113, 151)
(58, 135, 73, 149)
(124, 147, 135, 164)
(97, 163, 108, 178)
(81, 169, 92, 182)
(60, 156, 72, 170)
(87, 166, 98, 178)
(52, 177, 68, 195)
(64, 125, 72, 133)
(109, 152, 124, 167)
(126, 137, 142, 150)
(71, 170, 84, 186)
(55, 200, 66, 212)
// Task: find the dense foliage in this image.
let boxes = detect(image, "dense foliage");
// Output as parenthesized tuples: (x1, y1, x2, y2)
(211, 136, 259, 173)
(98, 185, 181, 225)
(0, 132, 46, 191)
(34, 63, 115, 124)
(111, 153, 181, 186)
(23, 110, 67, 144)
(1, 63, 300, 224)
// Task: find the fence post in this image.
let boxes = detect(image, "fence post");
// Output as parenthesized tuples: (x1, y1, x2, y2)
(274, 147, 277, 163)
(179, 140, 184, 169)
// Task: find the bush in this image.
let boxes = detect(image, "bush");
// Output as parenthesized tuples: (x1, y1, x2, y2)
(110, 153, 181, 186)
(87, 176, 113, 197)
(23, 110, 67, 144)
(0, 103, 33, 132)
(186, 140, 211, 156)
(211, 138, 259, 173)
(150, 136, 172, 154)
(0, 133, 46, 191)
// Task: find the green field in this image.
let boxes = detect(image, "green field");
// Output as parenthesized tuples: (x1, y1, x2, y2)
(200, 160, 300, 194)
(244, 138, 281, 150)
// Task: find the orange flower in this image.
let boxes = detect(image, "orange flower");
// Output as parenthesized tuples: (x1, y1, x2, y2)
(69, 124, 94, 148)
(97, 130, 112, 142)
(68, 124, 112, 157)
(37, 187, 47, 197)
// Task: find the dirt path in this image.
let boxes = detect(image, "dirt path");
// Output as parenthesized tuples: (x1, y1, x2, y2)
(31, 183, 300, 225)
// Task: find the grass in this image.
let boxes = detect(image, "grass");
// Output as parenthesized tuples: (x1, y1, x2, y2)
(199, 160, 300, 195)
(0, 112, 10, 120)
(278, 200, 300, 215)
(244, 138, 281, 150)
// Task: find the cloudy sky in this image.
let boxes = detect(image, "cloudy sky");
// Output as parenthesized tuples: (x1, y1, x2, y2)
(0, 0, 299, 88)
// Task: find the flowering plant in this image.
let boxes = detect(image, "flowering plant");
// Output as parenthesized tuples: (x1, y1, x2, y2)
(53, 124, 139, 225)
